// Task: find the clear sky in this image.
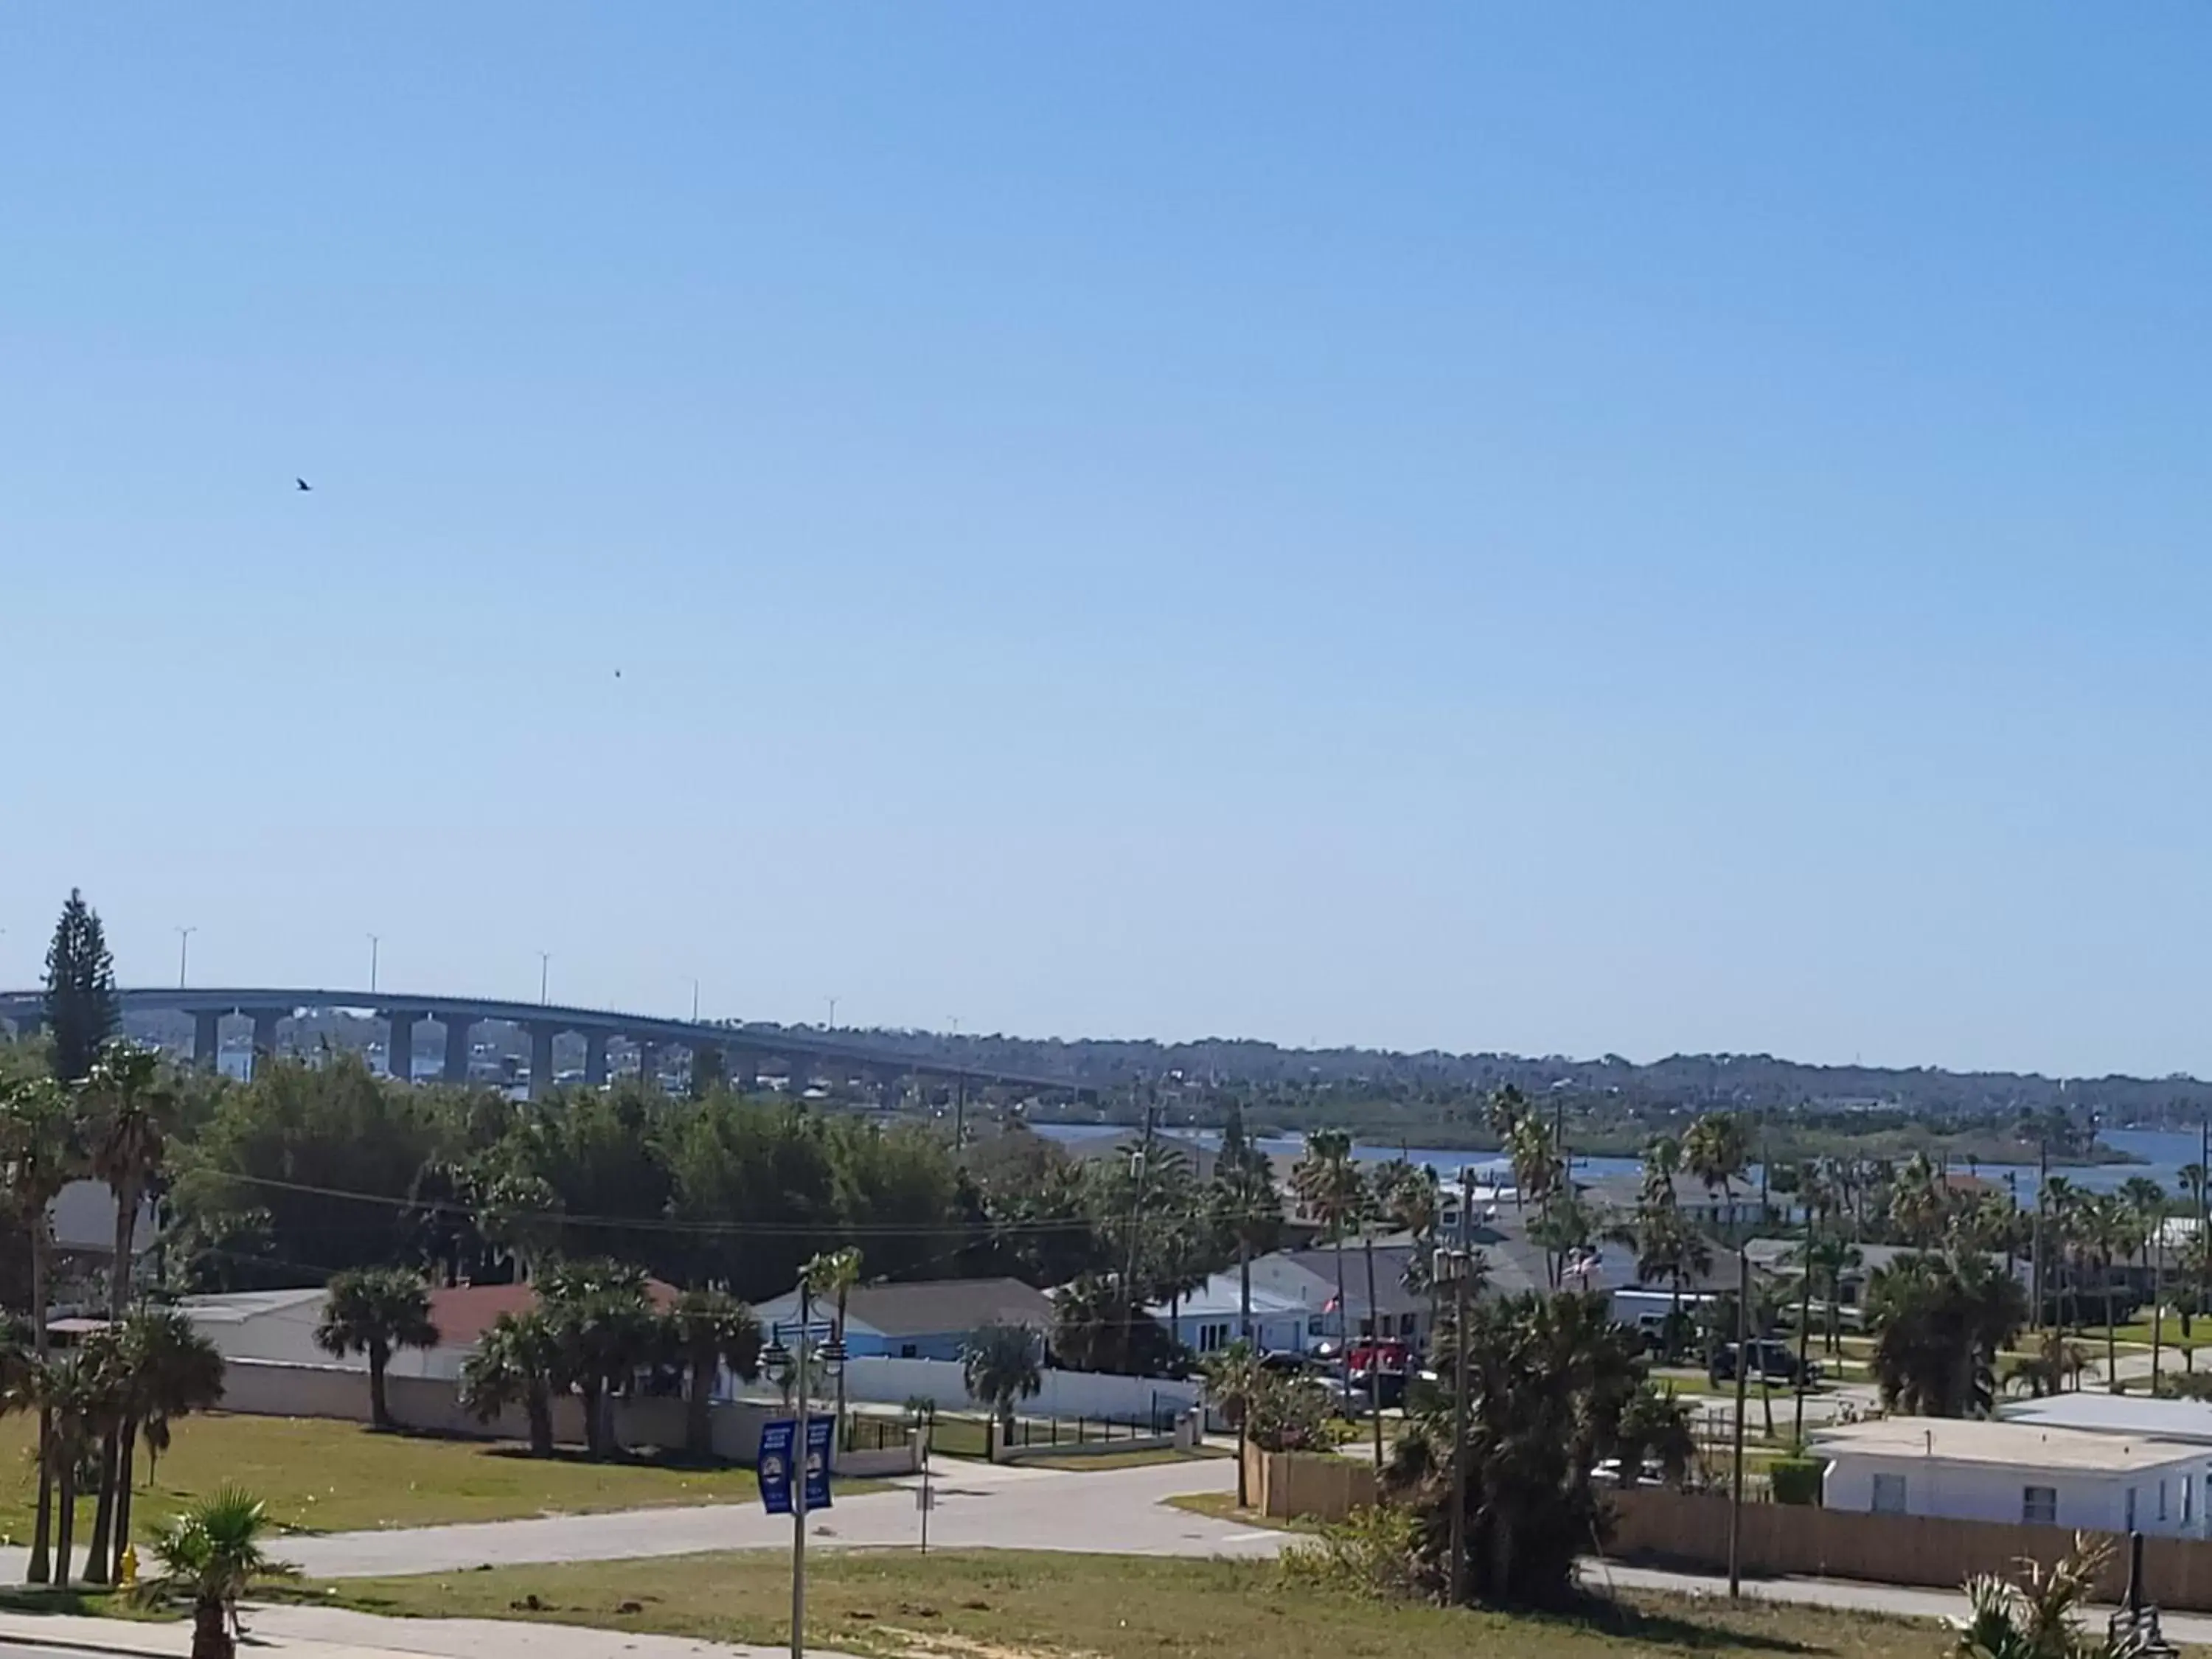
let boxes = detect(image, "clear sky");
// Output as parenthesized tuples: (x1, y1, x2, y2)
(4, 6, 2209, 1078)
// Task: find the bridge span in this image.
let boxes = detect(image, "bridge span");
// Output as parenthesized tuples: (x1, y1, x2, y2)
(0, 986, 1092, 1105)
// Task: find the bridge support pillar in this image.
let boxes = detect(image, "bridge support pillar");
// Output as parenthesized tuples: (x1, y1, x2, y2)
(691, 1042, 725, 1097)
(443, 1017, 473, 1084)
(635, 1040, 658, 1084)
(874, 1069, 904, 1110)
(733, 1053, 759, 1091)
(527, 1023, 557, 1100)
(248, 1009, 284, 1076)
(585, 1033, 609, 1088)
(785, 1054, 811, 1095)
(193, 1010, 222, 1071)
(10, 1010, 41, 1040)
(384, 1012, 421, 1082)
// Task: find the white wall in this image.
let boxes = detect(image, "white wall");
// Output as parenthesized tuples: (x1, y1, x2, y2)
(189, 1302, 330, 1368)
(837, 1354, 1202, 1422)
(1825, 1452, 2211, 1539)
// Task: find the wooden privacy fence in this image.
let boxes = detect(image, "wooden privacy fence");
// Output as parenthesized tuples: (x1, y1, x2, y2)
(1607, 1488, 2212, 1612)
(1243, 1445, 1377, 1523)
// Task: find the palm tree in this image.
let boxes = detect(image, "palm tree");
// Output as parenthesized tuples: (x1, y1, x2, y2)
(801, 1247, 863, 1446)
(1199, 1338, 1267, 1506)
(961, 1320, 1042, 1434)
(1680, 1113, 1748, 1231)
(460, 1309, 566, 1455)
(314, 1267, 440, 1431)
(24, 1351, 105, 1587)
(2041, 1176, 2081, 1333)
(2119, 1176, 2170, 1385)
(1291, 1130, 1363, 1391)
(1954, 1534, 2114, 1659)
(102, 1308, 225, 1565)
(1801, 1235, 1863, 1356)
(539, 1257, 660, 1460)
(1209, 1141, 1283, 1346)
(1865, 1251, 2028, 1418)
(0, 1074, 80, 1583)
(139, 1487, 299, 1659)
(2180, 1160, 2210, 1345)
(1051, 1272, 1121, 1371)
(667, 1287, 762, 1458)
(2007, 1325, 2089, 1399)
(1887, 1152, 1950, 1249)
(84, 1042, 175, 1323)
(2076, 1194, 2136, 1393)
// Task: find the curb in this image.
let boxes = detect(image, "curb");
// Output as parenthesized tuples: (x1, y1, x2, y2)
(0, 1631, 181, 1659)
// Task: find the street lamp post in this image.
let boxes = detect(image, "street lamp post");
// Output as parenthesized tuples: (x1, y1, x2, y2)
(760, 1286, 846, 1659)
(175, 925, 197, 990)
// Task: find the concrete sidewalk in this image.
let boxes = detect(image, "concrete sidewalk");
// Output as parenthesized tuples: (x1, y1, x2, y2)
(0, 1605, 863, 1659)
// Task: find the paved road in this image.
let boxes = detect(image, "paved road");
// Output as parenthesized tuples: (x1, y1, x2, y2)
(274, 1456, 1277, 1579)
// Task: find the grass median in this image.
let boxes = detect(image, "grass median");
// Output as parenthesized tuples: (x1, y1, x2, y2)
(311, 1547, 1944, 1659)
(0, 1411, 760, 1543)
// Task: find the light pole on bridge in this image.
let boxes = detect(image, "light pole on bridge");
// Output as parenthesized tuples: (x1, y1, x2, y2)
(175, 925, 196, 990)
(367, 933, 380, 995)
(538, 951, 552, 1006)
(826, 994, 838, 1030)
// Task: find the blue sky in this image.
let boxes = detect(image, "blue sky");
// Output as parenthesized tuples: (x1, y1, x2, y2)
(4, 6, 2210, 1077)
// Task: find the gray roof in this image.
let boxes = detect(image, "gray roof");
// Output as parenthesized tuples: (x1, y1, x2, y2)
(1278, 1245, 1428, 1315)
(840, 1278, 1055, 1338)
(2000, 1394, 2212, 1444)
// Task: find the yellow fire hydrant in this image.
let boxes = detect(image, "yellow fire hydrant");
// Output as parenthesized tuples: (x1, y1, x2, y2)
(117, 1543, 139, 1587)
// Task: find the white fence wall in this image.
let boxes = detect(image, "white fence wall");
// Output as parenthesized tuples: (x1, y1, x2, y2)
(837, 1354, 1202, 1422)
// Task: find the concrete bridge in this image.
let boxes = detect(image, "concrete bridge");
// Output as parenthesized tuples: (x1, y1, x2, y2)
(0, 986, 1092, 1107)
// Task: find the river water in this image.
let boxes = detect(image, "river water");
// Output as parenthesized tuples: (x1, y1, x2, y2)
(1031, 1124, 2209, 1203)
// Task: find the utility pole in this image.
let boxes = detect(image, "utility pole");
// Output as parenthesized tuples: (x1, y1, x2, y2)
(1440, 1246, 1471, 1606)
(2033, 1137, 2050, 1330)
(1728, 1249, 1750, 1600)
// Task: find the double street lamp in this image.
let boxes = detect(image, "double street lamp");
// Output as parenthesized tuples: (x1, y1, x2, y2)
(759, 1292, 847, 1659)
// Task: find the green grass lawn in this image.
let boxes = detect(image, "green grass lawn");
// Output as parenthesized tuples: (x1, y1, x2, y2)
(0, 1411, 760, 1545)
(311, 1548, 1950, 1659)
(1014, 1447, 1230, 1472)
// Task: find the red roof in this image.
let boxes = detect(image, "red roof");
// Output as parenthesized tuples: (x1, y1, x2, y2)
(428, 1278, 681, 1349)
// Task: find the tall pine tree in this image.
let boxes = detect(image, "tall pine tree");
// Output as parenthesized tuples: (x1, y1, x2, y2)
(44, 888, 118, 1082)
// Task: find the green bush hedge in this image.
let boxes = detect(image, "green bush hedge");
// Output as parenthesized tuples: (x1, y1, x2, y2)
(1769, 1457, 1824, 1506)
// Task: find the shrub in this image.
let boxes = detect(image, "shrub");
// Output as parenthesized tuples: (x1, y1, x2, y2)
(1768, 1456, 1824, 1506)
(1280, 1503, 1425, 1601)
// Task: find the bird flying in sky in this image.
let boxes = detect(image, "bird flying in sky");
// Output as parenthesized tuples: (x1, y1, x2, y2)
(296, 477, 312, 491)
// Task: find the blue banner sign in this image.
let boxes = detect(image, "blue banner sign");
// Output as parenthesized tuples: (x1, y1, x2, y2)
(758, 1416, 833, 1514)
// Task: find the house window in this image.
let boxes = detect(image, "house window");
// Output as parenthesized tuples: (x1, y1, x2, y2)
(898, 1343, 918, 1359)
(2126, 1488, 2138, 1532)
(1308, 1316, 1326, 1337)
(2160, 1481, 2170, 1523)
(1871, 1474, 1907, 1515)
(2023, 1486, 2058, 1527)
(1357, 1317, 1374, 1338)
(1398, 1312, 1417, 1336)
(1197, 1322, 1231, 1353)
(2185, 1475, 2194, 1528)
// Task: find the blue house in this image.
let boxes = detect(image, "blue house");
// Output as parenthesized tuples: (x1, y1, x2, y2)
(754, 1276, 1054, 1363)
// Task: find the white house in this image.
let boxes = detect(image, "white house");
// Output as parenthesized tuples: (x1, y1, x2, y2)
(179, 1288, 330, 1367)
(1144, 1272, 1312, 1356)
(1815, 1417, 2210, 1539)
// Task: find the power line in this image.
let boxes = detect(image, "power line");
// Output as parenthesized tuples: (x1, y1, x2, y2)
(190, 1167, 1146, 1239)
